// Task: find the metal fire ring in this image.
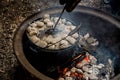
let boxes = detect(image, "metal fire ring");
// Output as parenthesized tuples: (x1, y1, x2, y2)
(13, 6, 120, 80)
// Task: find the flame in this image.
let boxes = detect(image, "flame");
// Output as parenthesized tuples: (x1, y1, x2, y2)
(70, 72, 79, 77)
(72, 52, 90, 63)
(63, 68, 69, 74)
(71, 73, 83, 78)
(58, 52, 90, 80)
(74, 72, 79, 76)
(84, 55, 90, 62)
(76, 54, 90, 66)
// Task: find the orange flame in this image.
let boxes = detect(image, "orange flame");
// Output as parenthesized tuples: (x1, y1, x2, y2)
(84, 55, 90, 62)
(63, 68, 69, 74)
(58, 52, 90, 80)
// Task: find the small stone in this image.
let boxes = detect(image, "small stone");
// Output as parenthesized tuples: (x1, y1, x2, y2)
(37, 9, 41, 11)
(0, 26, 3, 33)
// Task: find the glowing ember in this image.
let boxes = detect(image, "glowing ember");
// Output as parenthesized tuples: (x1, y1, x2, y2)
(58, 52, 114, 80)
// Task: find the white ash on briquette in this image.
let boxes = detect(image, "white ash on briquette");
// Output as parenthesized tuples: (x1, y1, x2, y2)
(58, 52, 114, 80)
(78, 33, 99, 50)
(27, 14, 99, 50)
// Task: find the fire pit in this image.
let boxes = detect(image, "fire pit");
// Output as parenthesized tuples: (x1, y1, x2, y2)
(13, 6, 120, 80)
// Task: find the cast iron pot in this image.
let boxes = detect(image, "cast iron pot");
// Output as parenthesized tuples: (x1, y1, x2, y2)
(14, 6, 120, 80)
(23, 30, 80, 66)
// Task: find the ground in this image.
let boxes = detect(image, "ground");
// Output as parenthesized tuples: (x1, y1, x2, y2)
(0, 0, 112, 80)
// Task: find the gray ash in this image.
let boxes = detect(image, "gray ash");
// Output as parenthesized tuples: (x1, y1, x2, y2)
(58, 52, 115, 80)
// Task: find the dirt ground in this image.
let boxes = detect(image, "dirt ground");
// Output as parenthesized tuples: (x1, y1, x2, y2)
(0, 0, 112, 80)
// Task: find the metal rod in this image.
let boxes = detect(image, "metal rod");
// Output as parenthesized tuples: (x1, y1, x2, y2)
(44, 23, 82, 49)
(53, 6, 66, 31)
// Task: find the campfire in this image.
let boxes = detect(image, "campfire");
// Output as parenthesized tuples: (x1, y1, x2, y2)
(25, 14, 115, 80)
(24, 13, 116, 79)
(57, 52, 114, 80)
(14, 6, 120, 80)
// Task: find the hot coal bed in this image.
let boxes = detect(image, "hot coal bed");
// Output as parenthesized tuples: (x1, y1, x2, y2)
(17, 7, 120, 80)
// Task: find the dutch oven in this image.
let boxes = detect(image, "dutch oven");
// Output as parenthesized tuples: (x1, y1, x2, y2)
(13, 6, 120, 80)
(23, 29, 80, 66)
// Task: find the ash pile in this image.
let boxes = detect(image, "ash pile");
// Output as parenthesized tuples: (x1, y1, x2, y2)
(58, 52, 114, 80)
